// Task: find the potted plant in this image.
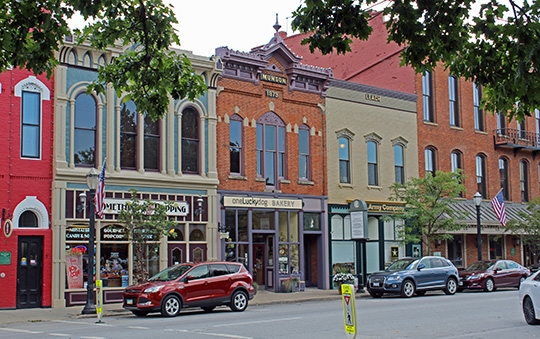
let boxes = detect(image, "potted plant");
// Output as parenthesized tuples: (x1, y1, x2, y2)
(281, 276, 299, 293)
(332, 272, 356, 294)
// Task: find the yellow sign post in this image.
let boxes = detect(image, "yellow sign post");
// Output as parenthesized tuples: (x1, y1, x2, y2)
(96, 279, 103, 323)
(341, 283, 357, 338)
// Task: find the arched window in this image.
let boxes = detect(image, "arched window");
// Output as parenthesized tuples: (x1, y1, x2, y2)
(425, 147, 436, 177)
(19, 211, 38, 227)
(499, 158, 510, 200)
(520, 160, 529, 202)
(181, 107, 200, 173)
(451, 151, 463, 197)
(229, 114, 243, 174)
(74, 93, 97, 166)
(298, 124, 310, 180)
(256, 112, 286, 187)
(120, 100, 138, 169)
(476, 154, 487, 198)
(338, 137, 350, 184)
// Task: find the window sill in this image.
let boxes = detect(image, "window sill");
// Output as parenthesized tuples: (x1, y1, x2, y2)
(367, 185, 383, 191)
(279, 179, 291, 184)
(298, 180, 314, 186)
(255, 177, 266, 182)
(450, 125, 463, 131)
(423, 121, 438, 127)
(228, 175, 247, 181)
(339, 183, 354, 189)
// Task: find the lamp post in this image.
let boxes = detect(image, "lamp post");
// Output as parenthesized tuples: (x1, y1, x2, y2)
(81, 168, 100, 315)
(473, 192, 483, 261)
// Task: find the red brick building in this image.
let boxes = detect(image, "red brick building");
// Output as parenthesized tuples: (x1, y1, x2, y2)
(284, 12, 536, 268)
(0, 69, 54, 309)
(215, 21, 333, 291)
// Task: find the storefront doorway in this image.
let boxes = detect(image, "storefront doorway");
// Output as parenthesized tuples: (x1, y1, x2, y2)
(252, 234, 275, 289)
(17, 236, 43, 309)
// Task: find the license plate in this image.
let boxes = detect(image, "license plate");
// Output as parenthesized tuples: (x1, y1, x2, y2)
(126, 299, 133, 305)
(372, 282, 380, 287)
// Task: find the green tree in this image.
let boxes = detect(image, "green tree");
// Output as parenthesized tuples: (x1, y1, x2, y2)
(389, 171, 467, 255)
(118, 189, 177, 283)
(0, 0, 206, 121)
(292, 0, 540, 122)
(504, 198, 540, 264)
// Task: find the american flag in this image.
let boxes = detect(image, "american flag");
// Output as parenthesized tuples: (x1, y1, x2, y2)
(490, 190, 507, 227)
(95, 159, 106, 218)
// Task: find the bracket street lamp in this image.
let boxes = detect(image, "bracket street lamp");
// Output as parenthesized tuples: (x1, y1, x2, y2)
(473, 192, 483, 261)
(81, 168, 100, 315)
(194, 195, 204, 216)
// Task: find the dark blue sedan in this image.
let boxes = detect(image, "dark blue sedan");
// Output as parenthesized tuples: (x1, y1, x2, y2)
(366, 256, 460, 298)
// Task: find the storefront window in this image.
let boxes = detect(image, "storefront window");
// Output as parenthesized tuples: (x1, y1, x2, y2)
(100, 224, 129, 287)
(252, 210, 275, 230)
(189, 224, 206, 241)
(489, 236, 503, 260)
(303, 213, 320, 230)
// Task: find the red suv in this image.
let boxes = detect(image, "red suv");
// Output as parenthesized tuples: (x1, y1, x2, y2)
(122, 261, 255, 317)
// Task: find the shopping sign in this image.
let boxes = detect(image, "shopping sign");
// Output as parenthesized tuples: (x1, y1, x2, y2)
(341, 283, 357, 337)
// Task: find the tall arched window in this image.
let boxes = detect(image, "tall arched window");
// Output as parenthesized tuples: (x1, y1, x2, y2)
(181, 107, 200, 173)
(229, 114, 243, 174)
(451, 150, 463, 196)
(338, 137, 350, 184)
(74, 93, 97, 166)
(499, 158, 509, 200)
(476, 154, 487, 197)
(120, 100, 138, 169)
(256, 112, 286, 187)
(298, 124, 310, 180)
(19, 211, 38, 227)
(425, 147, 436, 177)
(520, 160, 529, 202)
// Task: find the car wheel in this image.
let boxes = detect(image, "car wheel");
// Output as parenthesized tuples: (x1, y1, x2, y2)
(484, 278, 495, 292)
(523, 296, 540, 325)
(400, 280, 415, 298)
(161, 295, 181, 317)
(444, 277, 458, 295)
(201, 306, 216, 312)
(369, 291, 383, 298)
(416, 291, 426, 296)
(230, 290, 248, 312)
(131, 310, 148, 317)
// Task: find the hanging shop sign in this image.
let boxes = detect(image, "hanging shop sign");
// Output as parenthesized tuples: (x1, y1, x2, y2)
(223, 196, 302, 209)
(102, 199, 189, 216)
(3, 220, 12, 238)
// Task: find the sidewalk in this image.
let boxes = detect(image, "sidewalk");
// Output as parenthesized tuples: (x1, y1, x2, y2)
(0, 288, 368, 325)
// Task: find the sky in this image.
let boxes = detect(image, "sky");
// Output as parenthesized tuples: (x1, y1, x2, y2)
(173, 0, 305, 56)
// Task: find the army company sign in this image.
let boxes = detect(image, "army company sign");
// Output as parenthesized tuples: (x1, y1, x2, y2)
(102, 198, 189, 216)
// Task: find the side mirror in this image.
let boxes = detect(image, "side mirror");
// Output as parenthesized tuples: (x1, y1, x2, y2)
(183, 275, 194, 282)
(417, 263, 426, 271)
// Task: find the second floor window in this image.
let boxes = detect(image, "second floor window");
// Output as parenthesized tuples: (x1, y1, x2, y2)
(394, 144, 404, 184)
(21, 91, 41, 158)
(499, 158, 509, 200)
(367, 141, 378, 186)
(422, 71, 434, 122)
(497, 112, 507, 135)
(120, 100, 138, 169)
(74, 93, 97, 166)
(473, 83, 484, 131)
(256, 112, 286, 187)
(518, 120, 526, 139)
(476, 154, 487, 198)
(229, 115, 243, 174)
(451, 151, 463, 197)
(298, 124, 310, 180)
(181, 107, 200, 173)
(520, 160, 529, 202)
(448, 76, 459, 126)
(338, 137, 350, 184)
(143, 115, 160, 171)
(425, 147, 436, 177)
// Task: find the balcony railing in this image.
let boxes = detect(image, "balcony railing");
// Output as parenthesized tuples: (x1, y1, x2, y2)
(493, 128, 540, 151)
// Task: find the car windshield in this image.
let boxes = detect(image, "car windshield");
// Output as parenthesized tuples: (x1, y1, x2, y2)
(387, 258, 417, 270)
(466, 262, 493, 271)
(148, 264, 193, 281)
